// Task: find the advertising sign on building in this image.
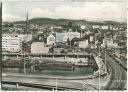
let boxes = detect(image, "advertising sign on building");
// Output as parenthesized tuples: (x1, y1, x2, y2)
(2, 34, 21, 52)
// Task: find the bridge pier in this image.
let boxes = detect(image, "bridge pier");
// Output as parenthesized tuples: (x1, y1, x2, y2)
(55, 78, 58, 91)
(52, 87, 55, 91)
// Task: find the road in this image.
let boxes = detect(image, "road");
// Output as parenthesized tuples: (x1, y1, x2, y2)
(104, 53, 127, 90)
(2, 75, 99, 90)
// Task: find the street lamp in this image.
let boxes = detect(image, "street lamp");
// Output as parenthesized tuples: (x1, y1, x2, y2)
(23, 53, 26, 75)
(21, 42, 26, 75)
(55, 77, 58, 91)
(104, 34, 107, 74)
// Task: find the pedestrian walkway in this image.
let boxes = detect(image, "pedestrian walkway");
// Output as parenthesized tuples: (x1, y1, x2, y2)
(2, 72, 92, 80)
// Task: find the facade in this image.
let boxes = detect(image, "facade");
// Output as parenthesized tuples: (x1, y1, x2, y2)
(85, 30, 91, 35)
(92, 25, 100, 29)
(56, 32, 63, 42)
(31, 42, 49, 54)
(68, 32, 80, 40)
(19, 34, 32, 42)
(62, 32, 68, 42)
(90, 36, 94, 42)
(56, 32, 80, 43)
(80, 25, 86, 29)
(53, 26, 63, 29)
(2, 34, 22, 53)
(101, 25, 109, 30)
(78, 40, 88, 48)
(47, 34, 55, 45)
(101, 38, 118, 48)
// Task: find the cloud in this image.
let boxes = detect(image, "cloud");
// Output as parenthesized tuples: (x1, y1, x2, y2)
(3, 2, 126, 22)
(3, 13, 25, 22)
(29, 8, 54, 19)
(28, 2, 126, 22)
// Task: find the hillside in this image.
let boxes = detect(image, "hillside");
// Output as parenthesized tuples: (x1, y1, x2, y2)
(11, 17, 125, 26)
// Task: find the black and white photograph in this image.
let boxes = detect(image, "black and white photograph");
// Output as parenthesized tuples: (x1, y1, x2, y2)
(1, 1, 127, 91)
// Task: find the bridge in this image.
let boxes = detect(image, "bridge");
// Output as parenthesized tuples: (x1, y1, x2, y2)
(2, 52, 127, 90)
(2, 53, 93, 58)
(2, 81, 82, 90)
(2, 75, 98, 91)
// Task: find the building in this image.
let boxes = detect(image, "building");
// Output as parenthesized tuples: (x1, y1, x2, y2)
(19, 34, 32, 42)
(80, 25, 86, 29)
(85, 30, 91, 35)
(78, 40, 88, 48)
(90, 36, 94, 42)
(47, 34, 55, 45)
(67, 32, 80, 40)
(53, 26, 63, 29)
(63, 32, 80, 42)
(56, 32, 63, 42)
(31, 42, 49, 54)
(62, 32, 68, 42)
(101, 25, 109, 30)
(92, 25, 100, 29)
(2, 34, 22, 53)
(101, 38, 118, 48)
(56, 31, 80, 43)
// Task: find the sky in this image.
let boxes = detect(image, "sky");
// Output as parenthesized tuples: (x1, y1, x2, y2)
(2, 1, 127, 22)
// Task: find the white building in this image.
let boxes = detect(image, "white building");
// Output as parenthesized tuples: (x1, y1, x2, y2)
(101, 25, 109, 30)
(31, 42, 49, 54)
(62, 32, 80, 42)
(68, 32, 80, 40)
(18, 34, 32, 42)
(90, 36, 94, 42)
(78, 40, 88, 48)
(72, 32, 80, 39)
(101, 38, 118, 48)
(56, 32, 63, 42)
(47, 34, 55, 45)
(2, 34, 22, 53)
(56, 31, 80, 43)
(62, 32, 68, 42)
(80, 25, 86, 29)
(53, 26, 63, 29)
(92, 25, 100, 29)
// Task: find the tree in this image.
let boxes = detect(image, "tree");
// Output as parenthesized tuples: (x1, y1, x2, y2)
(68, 21, 72, 28)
